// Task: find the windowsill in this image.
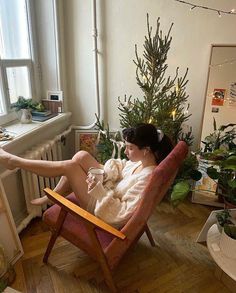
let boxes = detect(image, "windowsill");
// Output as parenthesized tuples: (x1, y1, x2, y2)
(0, 112, 72, 150)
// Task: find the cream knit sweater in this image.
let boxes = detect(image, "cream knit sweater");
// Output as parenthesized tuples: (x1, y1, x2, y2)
(87, 159, 156, 228)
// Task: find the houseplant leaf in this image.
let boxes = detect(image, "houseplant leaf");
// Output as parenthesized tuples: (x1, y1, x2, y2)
(222, 155, 236, 170)
(227, 178, 236, 188)
(171, 181, 190, 206)
(206, 166, 220, 180)
(189, 169, 202, 181)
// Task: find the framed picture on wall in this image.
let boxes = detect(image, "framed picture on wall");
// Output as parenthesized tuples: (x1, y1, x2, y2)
(75, 130, 99, 157)
(47, 90, 63, 101)
(211, 88, 226, 106)
(75, 130, 122, 163)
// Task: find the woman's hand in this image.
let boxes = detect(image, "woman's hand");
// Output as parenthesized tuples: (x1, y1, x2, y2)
(86, 174, 97, 191)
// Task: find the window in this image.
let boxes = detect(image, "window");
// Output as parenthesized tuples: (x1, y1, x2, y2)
(0, 0, 35, 124)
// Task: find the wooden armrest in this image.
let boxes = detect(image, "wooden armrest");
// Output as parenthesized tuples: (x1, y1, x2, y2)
(44, 188, 126, 240)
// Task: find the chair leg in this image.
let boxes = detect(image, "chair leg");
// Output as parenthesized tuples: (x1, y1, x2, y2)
(99, 261, 117, 293)
(43, 209, 67, 263)
(84, 221, 118, 292)
(145, 224, 156, 247)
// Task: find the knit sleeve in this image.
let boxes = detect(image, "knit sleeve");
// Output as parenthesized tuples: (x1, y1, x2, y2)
(103, 158, 127, 182)
(93, 173, 151, 227)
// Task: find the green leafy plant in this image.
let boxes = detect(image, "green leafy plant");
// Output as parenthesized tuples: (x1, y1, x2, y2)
(11, 96, 45, 112)
(224, 224, 236, 240)
(170, 153, 202, 206)
(216, 209, 232, 227)
(118, 14, 193, 145)
(206, 151, 236, 205)
(201, 118, 236, 153)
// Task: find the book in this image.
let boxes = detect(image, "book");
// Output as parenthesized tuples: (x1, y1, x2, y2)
(32, 113, 58, 122)
(31, 110, 52, 117)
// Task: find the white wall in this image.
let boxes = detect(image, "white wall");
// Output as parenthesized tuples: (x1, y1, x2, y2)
(60, 0, 236, 148)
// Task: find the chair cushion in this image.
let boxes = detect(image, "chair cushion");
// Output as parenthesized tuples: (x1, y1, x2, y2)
(43, 194, 115, 259)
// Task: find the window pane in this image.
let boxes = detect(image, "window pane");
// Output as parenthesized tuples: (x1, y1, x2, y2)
(0, 0, 30, 59)
(0, 88, 4, 114)
(6, 67, 31, 104)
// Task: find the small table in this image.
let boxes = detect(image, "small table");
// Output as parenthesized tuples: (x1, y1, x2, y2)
(207, 224, 236, 291)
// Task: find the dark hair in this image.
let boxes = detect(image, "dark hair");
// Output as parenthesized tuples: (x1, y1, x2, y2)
(122, 123, 174, 164)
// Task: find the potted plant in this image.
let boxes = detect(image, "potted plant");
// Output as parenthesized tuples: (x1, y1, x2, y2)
(206, 151, 236, 208)
(214, 209, 236, 259)
(219, 219, 236, 259)
(11, 96, 45, 124)
(215, 209, 233, 232)
(196, 118, 236, 207)
(201, 118, 236, 154)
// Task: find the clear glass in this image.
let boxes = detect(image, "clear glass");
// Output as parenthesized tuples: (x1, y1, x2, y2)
(0, 0, 30, 59)
(6, 67, 31, 104)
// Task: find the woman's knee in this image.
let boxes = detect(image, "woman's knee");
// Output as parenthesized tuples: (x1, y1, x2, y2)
(72, 150, 92, 163)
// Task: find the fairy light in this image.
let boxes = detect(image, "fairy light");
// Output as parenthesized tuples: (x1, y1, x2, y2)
(172, 110, 176, 121)
(148, 117, 153, 123)
(175, 85, 179, 94)
(174, 0, 236, 16)
(142, 74, 147, 83)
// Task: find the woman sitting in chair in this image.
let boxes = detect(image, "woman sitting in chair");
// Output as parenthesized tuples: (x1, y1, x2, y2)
(0, 123, 173, 227)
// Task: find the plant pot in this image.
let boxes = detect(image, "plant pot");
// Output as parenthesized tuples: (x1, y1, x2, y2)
(219, 229, 236, 259)
(20, 108, 32, 124)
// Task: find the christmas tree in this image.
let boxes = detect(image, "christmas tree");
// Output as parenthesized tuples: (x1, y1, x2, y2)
(95, 14, 199, 205)
(96, 14, 193, 162)
(118, 14, 192, 144)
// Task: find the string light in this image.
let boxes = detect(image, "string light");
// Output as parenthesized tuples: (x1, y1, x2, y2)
(174, 0, 236, 16)
(148, 117, 153, 123)
(171, 110, 176, 121)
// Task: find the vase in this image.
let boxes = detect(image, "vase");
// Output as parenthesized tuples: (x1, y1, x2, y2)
(20, 109, 32, 124)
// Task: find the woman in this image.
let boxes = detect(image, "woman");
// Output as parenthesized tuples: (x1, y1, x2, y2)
(0, 123, 173, 227)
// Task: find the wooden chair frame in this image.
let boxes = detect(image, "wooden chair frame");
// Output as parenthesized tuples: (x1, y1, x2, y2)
(43, 188, 155, 292)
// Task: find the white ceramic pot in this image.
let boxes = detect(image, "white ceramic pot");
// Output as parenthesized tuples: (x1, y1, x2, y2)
(219, 229, 236, 259)
(20, 109, 32, 124)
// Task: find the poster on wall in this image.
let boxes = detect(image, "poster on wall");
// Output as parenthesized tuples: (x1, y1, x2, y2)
(211, 88, 226, 106)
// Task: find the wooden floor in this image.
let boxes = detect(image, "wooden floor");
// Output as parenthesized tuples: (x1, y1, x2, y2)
(11, 199, 233, 293)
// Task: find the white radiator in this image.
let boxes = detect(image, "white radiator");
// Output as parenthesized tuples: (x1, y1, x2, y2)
(0, 127, 72, 233)
(21, 139, 62, 219)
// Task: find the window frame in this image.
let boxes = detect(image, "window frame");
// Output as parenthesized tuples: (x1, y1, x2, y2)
(0, 0, 39, 125)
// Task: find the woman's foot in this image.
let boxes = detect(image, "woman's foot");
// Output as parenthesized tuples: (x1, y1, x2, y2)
(31, 196, 52, 206)
(0, 148, 16, 170)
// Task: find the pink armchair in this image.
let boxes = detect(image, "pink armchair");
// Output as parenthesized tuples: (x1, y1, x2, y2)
(42, 141, 188, 292)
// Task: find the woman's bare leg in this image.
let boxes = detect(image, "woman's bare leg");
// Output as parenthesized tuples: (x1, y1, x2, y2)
(0, 149, 102, 209)
(31, 176, 72, 205)
(0, 149, 101, 177)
